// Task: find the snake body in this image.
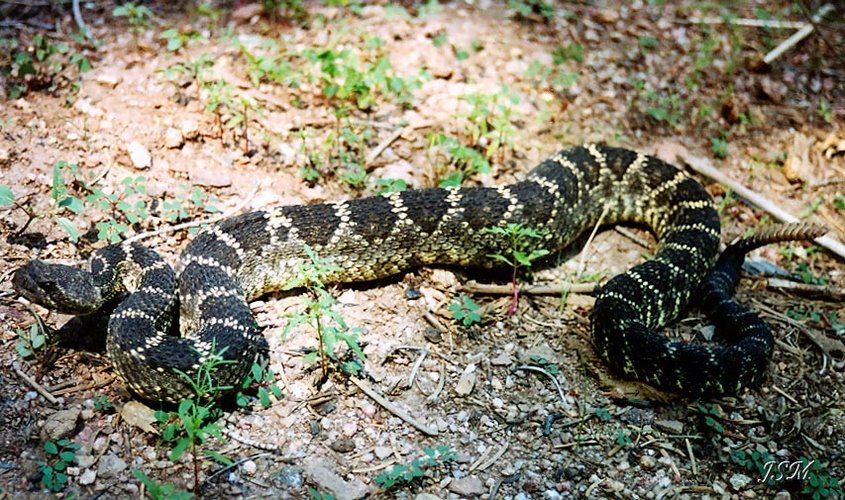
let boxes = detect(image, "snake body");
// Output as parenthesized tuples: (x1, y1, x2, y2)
(13, 145, 820, 402)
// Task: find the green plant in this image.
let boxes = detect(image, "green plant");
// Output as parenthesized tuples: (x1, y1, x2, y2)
(159, 28, 203, 53)
(428, 133, 490, 187)
(133, 469, 194, 500)
(375, 446, 457, 490)
(449, 294, 483, 326)
(802, 458, 844, 499)
(644, 91, 683, 127)
(528, 354, 559, 375)
(697, 403, 725, 434)
(3, 34, 91, 99)
(93, 395, 114, 413)
(236, 362, 284, 409)
(594, 407, 612, 422)
(483, 223, 550, 315)
(15, 324, 45, 359)
(113, 3, 154, 37)
(158, 53, 213, 101)
(817, 99, 833, 123)
(155, 346, 234, 489)
(39, 439, 79, 492)
(730, 448, 776, 486)
(614, 428, 632, 446)
(375, 178, 407, 195)
(508, 0, 555, 20)
(283, 246, 366, 379)
(711, 136, 729, 158)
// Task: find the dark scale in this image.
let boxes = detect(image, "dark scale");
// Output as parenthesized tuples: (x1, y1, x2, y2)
(12, 145, 826, 402)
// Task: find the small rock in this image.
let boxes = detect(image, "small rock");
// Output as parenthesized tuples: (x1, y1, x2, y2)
(40, 408, 81, 442)
(454, 364, 477, 396)
(96, 73, 121, 88)
(275, 465, 304, 488)
(79, 469, 97, 485)
(241, 460, 257, 475)
(97, 454, 127, 479)
(639, 454, 656, 470)
(374, 446, 393, 460)
(773, 491, 791, 500)
(595, 9, 620, 23)
(76, 454, 95, 469)
(414, 494, 443, 500)
(329, 438, 355, 453)
(729, 473, 752, 491)
(448, 476, 484, 497)
(180, 119, 200, 140)
(654, 419, 684, 435)
(190, 167, 232, 188)
(490, 352, 512, 366)
(126, 141, 152, 170)
(303, 458, 369, 500)
(164, 128, 184, 149)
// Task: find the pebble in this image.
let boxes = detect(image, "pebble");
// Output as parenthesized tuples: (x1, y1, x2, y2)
(126, 141, 152, 169)
(448, 476, 484, 497)
(303, 457, 369, 500)
(729, 473, 752, 491)
(241, 460, 257, 475)
(654, 419, 684, 435)
(455, 364, 477, 396)
(79, 468, 97, 485)
(414, 494, 442, 500)
(180, 119, 200, 139)
(164, 128, 184, 149)
(40, 408, 81, 442)
(275, 465, 303, 488)
(374, 446, 393, 460)
(97, 454, 127, 479)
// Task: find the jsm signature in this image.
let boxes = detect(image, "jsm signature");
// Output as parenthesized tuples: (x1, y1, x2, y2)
(761, 460, 815, 483)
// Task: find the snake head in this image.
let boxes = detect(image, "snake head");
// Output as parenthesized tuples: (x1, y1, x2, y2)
(13, 260, 102, 315)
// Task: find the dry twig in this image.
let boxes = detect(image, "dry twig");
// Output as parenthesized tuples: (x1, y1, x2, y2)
(678, 150, 843, 259)
(14, 365, 59, 404)
(350, 377, 439, 436)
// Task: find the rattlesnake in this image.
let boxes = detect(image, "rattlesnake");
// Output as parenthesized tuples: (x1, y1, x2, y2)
(12, 145, 824, 402)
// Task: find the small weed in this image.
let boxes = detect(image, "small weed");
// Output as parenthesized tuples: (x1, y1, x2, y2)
(817, 99, 832, 123)
(375, 445, 457, 491)
(614, 428, 632, 446)
(711, 136, 729, 158)
(93, 395, 115, 413)
(3, 34, 91, 99)
(483, 223, 549, 315)
(284, 246, 366, 379)
(802, 458, 844, 499)
(39, 439, 80, 492)
(529, 354, 560, 375)
(644, 91, 683, 127)
(638, 36, 659, 50)
(15, 324, 45, 359)
(697, 403, 725, 434)
(508, 0, 555, 20)
(113, 3, 154, 39)
(156, 346, 234, 489)
(449, 294, 483, 327)
(236, 362, 284, 409)
(375, 178, 407, 195)
(730, 448, 777, 486)
(308, 488, 336, 500)
(833, 193, 845, 211)
(133, 469, 194, 500)
(160, 28, 204, 53)
(428, 133, 490, 187)
(594, 407, 612, 422)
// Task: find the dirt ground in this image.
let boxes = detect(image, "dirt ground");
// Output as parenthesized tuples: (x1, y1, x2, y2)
(1, 1, 844, 499)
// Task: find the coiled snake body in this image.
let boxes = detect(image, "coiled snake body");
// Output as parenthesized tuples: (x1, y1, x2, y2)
(13, 145, 821, 402)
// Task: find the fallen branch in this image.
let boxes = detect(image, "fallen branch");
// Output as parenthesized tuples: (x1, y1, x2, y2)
(350, 376, 439, 436)
(463, 280, 597, 296)
(678, 150, 845, 260)
(767, 277, 845, 301)
(14, 365, 59, 404)
(687, 16, 806, 29)
(763, 4, 834, 64)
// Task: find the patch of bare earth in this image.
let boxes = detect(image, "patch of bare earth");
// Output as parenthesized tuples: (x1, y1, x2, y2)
(1, 1, 843, 499)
